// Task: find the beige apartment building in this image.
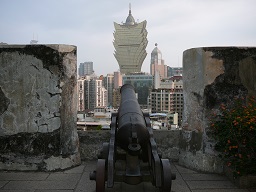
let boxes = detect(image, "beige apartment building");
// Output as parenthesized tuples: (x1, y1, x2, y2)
(112, 87, 121, 109)
(77, 76, 107, 111)
(149, 76, 183, 125)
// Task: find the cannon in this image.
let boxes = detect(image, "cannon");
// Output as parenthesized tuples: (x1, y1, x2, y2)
(90, 84, 176, 191)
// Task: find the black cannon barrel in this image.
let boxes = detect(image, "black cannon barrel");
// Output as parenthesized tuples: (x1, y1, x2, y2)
(116, 84, 150, 153)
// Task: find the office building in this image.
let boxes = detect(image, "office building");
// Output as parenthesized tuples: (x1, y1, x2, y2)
(103, 74, 114, 107)
(112, 87, 121, 109)
(150, 44, 168, 79)
(79, 62, 94, 77)
(122, 72, 153, 106)
(167, 66, 183, 77)
(114, 71, 122, 89)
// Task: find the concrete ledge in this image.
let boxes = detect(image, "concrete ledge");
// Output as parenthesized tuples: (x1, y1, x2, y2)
(179, 150, 223, 173)
(224, 165, 256, 188)
(78, 130, 180, 161)
(78, 130, 110, 161)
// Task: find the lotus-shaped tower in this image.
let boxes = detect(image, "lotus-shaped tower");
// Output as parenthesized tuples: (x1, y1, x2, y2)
(113, 5, 148, 74)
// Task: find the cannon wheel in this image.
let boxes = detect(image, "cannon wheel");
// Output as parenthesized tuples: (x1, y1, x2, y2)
(160, 159, 172, 192)
(96, 159, 106, 192)
(102, 142, 109, 160)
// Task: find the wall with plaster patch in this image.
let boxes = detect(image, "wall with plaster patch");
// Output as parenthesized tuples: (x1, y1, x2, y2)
(0, 45, 80, 171)
(180, 47, 256, 173)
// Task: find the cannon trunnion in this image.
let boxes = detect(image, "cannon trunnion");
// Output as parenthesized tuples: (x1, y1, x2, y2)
(90, 84, 176, 191)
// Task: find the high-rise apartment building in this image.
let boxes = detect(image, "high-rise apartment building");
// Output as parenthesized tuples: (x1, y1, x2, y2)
(114, 71, 122, 89)
(103, 74, 114, 107)
(77, 75, 107, 111)
(112, 87, 121, 109)
(113, 5, 148, 74)
(149, 75, 183, 125)
(77, 78, 86, 111)
(78, 62, 94, 77)
(95, 80, 107, 108)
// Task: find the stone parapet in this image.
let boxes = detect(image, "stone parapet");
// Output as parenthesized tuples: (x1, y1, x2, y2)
(180, 47, 256, 173)
(0, 44, 80, 171)
(78, 130, 180, 161)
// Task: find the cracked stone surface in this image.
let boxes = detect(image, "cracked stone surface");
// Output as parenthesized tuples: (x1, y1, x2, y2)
(0, 47, 62, 134)
(180, 47, 256, 173)
(0, 44, 80, 171)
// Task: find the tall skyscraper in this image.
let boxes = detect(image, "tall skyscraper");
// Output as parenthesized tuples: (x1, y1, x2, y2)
(150, 44, 167, 79)
(112, 87, 121, 109)
(113, 4, 148, 74)
(79, 62, 94, 77)
(77, 78, 86, 111)
(114, 71, 122, 89)
(103, 74, 114, 107)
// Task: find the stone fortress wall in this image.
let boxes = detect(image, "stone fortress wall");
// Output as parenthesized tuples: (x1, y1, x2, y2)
(0, 45, 255, 173)
(0, 45, 80, 171)
(78, 130, 180, 161)
(180, 47, 256, 173)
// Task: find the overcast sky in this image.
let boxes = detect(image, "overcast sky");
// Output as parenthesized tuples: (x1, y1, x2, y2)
(1, 0, 256, 76)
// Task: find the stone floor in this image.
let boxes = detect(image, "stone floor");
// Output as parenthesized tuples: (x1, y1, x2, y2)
(0, 161, 255, 192)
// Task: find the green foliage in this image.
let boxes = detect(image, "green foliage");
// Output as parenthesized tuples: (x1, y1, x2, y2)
(210, 96, 256, 177)
(96, 125, 102, 130)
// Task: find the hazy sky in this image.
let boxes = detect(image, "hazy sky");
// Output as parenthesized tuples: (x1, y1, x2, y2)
(1, 0, 256, 75)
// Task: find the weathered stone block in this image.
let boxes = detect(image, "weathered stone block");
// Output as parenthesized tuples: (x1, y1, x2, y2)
(78, 130, 111, 161)
(0, 44, 80, 171)
(180, 47, 256, 173)
(153, 130, 180, 161)
(224, 165, 256, 188)
(78, 130, 180, 161)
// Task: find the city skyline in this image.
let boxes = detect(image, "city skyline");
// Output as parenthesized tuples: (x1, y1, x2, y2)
(1, 0, 256, 76)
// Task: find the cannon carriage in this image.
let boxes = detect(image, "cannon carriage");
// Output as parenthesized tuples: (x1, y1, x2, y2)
(90, 84, 176, 191)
